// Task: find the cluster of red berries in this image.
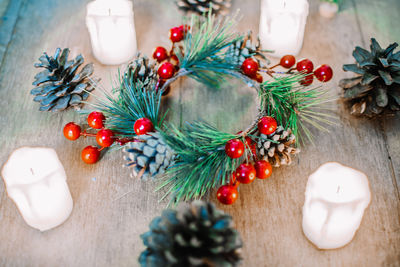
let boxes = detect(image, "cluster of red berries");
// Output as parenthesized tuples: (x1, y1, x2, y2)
(63, 111, 155, 164)
(63, 111, 111, 164)
(152, 25, 189, 94)
(240, 55, 333, 86)
(217, 116, 278, 205)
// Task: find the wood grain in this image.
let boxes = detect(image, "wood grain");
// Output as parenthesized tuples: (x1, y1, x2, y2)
(0, 0, 399, 266)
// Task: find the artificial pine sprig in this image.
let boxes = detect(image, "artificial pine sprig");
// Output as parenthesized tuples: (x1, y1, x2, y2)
(175, 11, 243, 88)
(86, 70, 163, 136)
(258, 74, 335, 142)
(158, 122, 245, 205)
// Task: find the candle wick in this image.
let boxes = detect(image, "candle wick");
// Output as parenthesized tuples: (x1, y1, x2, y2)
(336, 186, 340, 193)
(30, 168, 34, 175)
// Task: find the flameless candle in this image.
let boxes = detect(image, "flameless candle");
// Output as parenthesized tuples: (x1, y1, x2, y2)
(86, 0, 137, 65)
(302, 162, 371, 249)
(1, 147, 73, 231)
(259, 0, 309, 57)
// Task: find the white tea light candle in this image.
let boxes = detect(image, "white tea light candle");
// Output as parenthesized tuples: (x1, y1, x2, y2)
(1, 147, 73, 231)
(259, 0, 309, 57)
(302, 162, 371, 249)
(86, 0, 137, 65)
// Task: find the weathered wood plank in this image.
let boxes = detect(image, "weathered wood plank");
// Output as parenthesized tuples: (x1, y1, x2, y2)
(351, 0, 400, 198)
(0, 0, 399, 266)
(0, 0, 23, 68)
(213, 0, 400, 266)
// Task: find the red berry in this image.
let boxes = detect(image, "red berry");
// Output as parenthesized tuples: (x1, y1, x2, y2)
(251, 72, 263, 83)
(96, 129, 114, 147)
(300, 74, 314, 86)
(296, 59, 314, 74)
(63, 122, 81, 141)
(258, 116, 278, 135)
(169, 27, 184, 42)
(158, 62, 175, 79)
(241, 58, 259, 77)
(88, 111, 105, 129)
(280, 55, 296, 68)
(152, 46, 168, 63)
(314, 64, 333, 82)
(134, 118, 154, 135)
(235, 163, 256, 184)
(225, 139, 245, 159)
(217, 185, 238, 205)
(81, 146, 100, 164)
(254, 160, 272, 179)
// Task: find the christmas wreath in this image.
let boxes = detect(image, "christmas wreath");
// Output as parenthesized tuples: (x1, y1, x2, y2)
(61, 12, 334, 205)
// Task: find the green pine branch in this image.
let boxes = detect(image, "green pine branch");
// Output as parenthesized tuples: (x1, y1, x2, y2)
(84, 72, 163, 137)
(157, 122, 247, 205)
(177, 11, 244, 88)
(259, 74, 336, 143)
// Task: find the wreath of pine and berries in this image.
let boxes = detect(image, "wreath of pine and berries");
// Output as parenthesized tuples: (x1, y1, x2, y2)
(63, 12, 334, 205)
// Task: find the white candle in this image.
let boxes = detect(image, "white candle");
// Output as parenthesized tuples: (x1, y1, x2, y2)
(1, 147, 73, 231)
(86, 0, 137, 65)
(302, 162, 371, 249)
(259, 0, 309, 57)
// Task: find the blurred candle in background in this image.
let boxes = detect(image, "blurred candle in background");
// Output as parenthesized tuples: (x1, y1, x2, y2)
(86, 0, 137, 65)
(259, 0, 309, 58)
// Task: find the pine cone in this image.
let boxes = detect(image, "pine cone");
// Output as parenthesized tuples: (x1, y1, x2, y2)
(31, 48, 96, 111)
(123, 132, 175, 180)
(340, 38, 400, 116)
(256, 126, 299, 167)
(226, 31, 269, 68)
(139, 201, 242, 267)
(176, 0, 232, 16)
(124, 53, 157, 89)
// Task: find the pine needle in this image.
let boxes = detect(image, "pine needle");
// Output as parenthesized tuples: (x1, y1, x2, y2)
(157, 122, 245, 206)
(177, 10, 243, 88)
(259, 74, 336, 143)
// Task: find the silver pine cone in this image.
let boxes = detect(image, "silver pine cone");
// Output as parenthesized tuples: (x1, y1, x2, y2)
(256, 126, 299, 167)
(226, 31, 270, 68)
(31, 48, 96, 111)
(123, 132, 175, 180)
(176, 0, 232, 16)
(124, 53, 157, 89)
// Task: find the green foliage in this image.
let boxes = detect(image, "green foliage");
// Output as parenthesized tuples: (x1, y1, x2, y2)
(85, 72, 163, 137)
(320, 0, 342, 6)
(177, 11, 243, 88)
(158, 122, 245, 205)
(259, 74, 335, 143)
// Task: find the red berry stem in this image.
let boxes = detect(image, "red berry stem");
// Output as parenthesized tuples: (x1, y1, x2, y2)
(98, 146, 105, 152)
(269, 63, 280, 69)
(80, 131, 97, 138)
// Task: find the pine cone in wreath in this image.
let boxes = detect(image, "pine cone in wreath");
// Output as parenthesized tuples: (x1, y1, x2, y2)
(256, 126, 299, 167)
(123, 132, 175, 180)
(139, 201, 242, 267)
(31, 48, 96, 111)
(340, 38, 400, 116)
(124, 53, 157, 88)
(176, 0, 232, 16)
(226, 31, 270, 68)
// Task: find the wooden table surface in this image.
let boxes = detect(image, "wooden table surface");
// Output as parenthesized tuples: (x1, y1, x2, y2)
(0, 0, 399, 266)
